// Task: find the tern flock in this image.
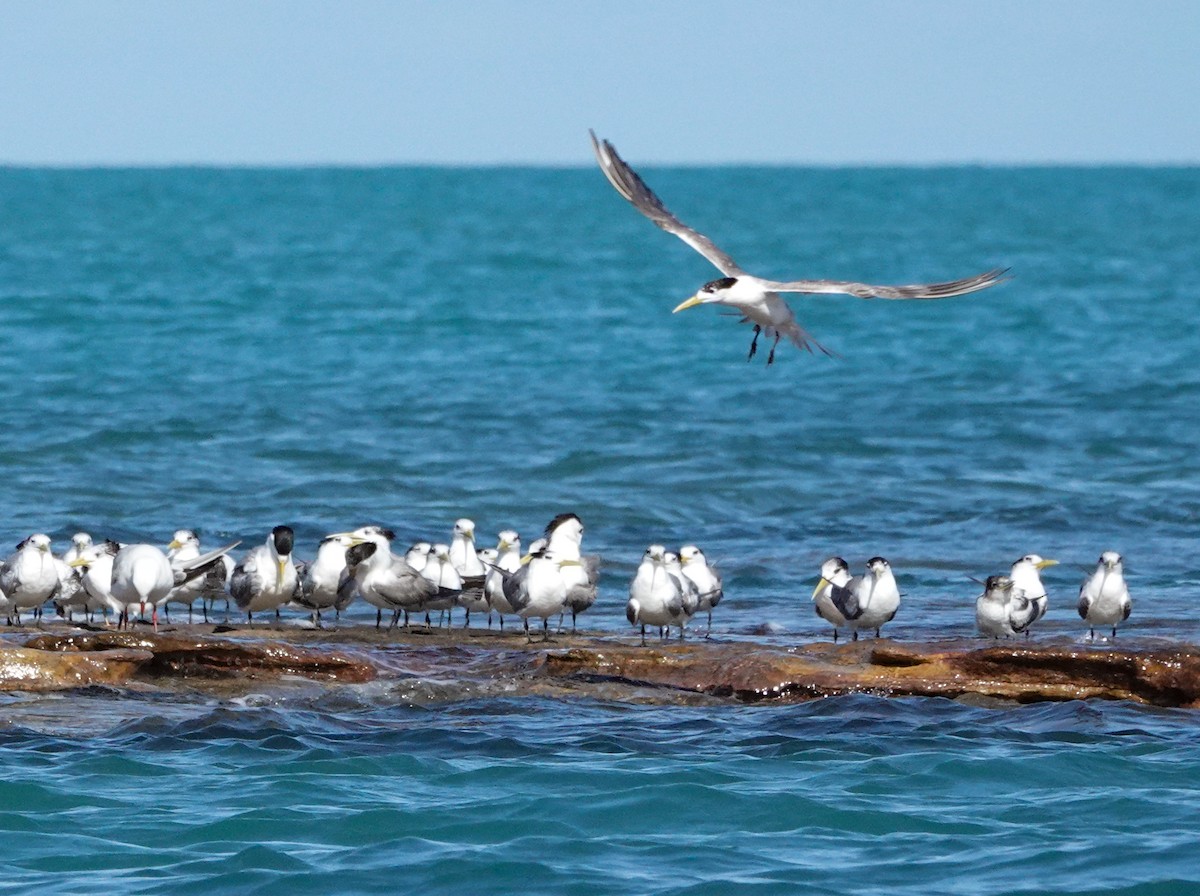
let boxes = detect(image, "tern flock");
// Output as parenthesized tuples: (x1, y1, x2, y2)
(0, 517, 1131, 643)
(0, 137, 1128, 646)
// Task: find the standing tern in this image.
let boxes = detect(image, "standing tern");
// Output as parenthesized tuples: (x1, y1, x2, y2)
(1078, 551, 1131, 640)
(327, 527, 435, 630)
(543, 513, 599, 631)
(626, 544, 685, 645)
(848, 557, 901, 640)
(975, 574, 1037, 639)
(230, 526, 298, 623)
(812, 556, 857, 642)
(295, 533, 361, 625)
(1009, 554, 1058, 628)
(679, 544, 722, 637)
(484, 529, 522, 628)
(1, 535, 63, 624)
(590, 131, 1007, 362)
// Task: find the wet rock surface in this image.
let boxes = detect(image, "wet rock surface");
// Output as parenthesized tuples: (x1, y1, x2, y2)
(2, 623, 1200, 708)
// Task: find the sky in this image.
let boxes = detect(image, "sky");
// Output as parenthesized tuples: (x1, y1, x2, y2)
(2, 1, 1198, 166)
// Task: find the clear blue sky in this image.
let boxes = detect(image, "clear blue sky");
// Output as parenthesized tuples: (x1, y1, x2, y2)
(3, 0, 1198, 165)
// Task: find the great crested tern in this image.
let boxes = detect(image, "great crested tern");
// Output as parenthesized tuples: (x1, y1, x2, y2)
(812, 556, 857, 642)
(68, 540, 123, 623)
(848, 556, 901, 640)
(590, 131, 1007, 363)
(62, 532, 93, 567)
(626, 544, 686, 645)
(450, 521, 490, 628)
(975, 574, 1037, 639)
(543, 513, 599, 631)
(664, 550, 700, 636)
(422, 543, 464, 626)
(165, 529, 237, 623)
(484, 529, 521, 628)
(449, 519, 487, 590)
(109, 540, 235, 630)
(1009, 554, 1058, 627)
(1078, 551, 1131, 640)
(327, 527, 435, 630)
(679, 544, 722, 636)
(294, 533, 360, 625)
(0, 535, 63, 624)
(512, 548, 581, 642)
(230, 525, 299, 623)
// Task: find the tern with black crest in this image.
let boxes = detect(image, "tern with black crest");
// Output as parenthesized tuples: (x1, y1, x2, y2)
(590, 130, 1006, 363)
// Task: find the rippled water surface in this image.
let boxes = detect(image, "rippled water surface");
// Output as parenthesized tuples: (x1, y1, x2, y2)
(1, 166, 1199, 892)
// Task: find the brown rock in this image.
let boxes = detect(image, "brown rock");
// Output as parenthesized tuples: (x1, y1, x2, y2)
(0, 646, 151, 691)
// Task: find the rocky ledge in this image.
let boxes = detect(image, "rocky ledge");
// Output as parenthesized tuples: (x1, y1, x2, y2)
(3, 626, 1200, 708)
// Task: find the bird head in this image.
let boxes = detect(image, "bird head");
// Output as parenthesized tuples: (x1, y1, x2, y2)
(674, 277, 739, 312)
(813, 556, 851, 597)
(453, 519, 475, 542)
(866, 557, 890, 576)
(983, 574, 1013, 598)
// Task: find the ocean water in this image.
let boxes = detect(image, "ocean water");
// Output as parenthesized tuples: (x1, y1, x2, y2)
(1, 165, 1199, 892)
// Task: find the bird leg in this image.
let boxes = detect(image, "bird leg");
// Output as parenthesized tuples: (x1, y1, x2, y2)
(767, 333, 781, 366)
(640, 623, 647, 646)
(524, 618, 533, 644)
(747, 325, 761, 360)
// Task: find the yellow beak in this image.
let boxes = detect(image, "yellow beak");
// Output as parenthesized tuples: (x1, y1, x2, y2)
(68, 557, 88, 568)
(672, 295, 704, 313)
(811, 577, 830, 599)
(276, 559, 287, 589)
(168, 539, 183, 550)
(1036, 559, 1059, 570)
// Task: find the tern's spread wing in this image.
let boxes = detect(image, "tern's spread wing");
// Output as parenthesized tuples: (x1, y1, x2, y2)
(590, 130, 743, 277)
(757, 268, 1009, 300)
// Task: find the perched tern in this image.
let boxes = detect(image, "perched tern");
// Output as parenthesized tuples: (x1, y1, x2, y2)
(812, 556, 857, 642)
(61, 532, 93, 567)
(449, 519, 487, 590)
(1009, 554, 1058, 627)
(295, 533, 361, 625)
(1078, 551, 1131, 640)
(230, 526, 299, 623)
(450, 522, 491, 628)
(543, 513, 599, 631)
(484, 530, 522, 628)
(975, 574, 1038, 639)
(512, 548, 581, 642)
(590, 131, 1007, 362)
(626, 544, 686, 644)
(166, 529, 237, 623)
(679, 545, 722, 636)
(422, 543, 464, 627)
(327, 527, 435, 630)
(109, 540, 235, 630)
(664, 551, 700, 637)
(848, 557, 901, 640)
(67, 540, 123, 622)
(0, 535, 63, 624)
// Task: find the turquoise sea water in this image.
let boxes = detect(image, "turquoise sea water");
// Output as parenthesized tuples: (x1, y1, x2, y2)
(1, 166, 1199, 892)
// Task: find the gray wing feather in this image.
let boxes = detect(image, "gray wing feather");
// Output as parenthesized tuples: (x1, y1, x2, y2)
(758, 268, 1009, 300)
(828, 582, 862, 620)
(590, 131, 743, 276)
(230, 564, 259, 610)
